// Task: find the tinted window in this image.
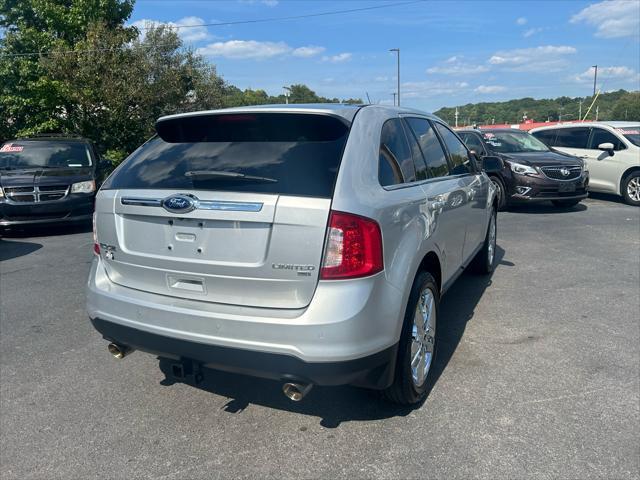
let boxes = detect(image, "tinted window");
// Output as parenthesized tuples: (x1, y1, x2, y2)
(531, 129, 557, 147)
(434, 123, 473, 175)
(379, 150, 404, 186)
(458, 132, 485, 155)
(0, 141, 92, 169)
(589, 128, 625, 151)
(402, 120, 428, 181)
(405, 118, 449, 178)
(102, 113, 349, 198)
(618, 127, 640, 147)
(553, 127, 590, 149)
(379, 118, 416, 186)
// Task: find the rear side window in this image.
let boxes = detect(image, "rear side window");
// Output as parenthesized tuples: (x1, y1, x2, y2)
(402, 121, 428, 181)
(434, 123, 474, 175)
(532, 129, 557, 146)
(102, 113, 350, 198)
(378, 118, 416, 186)
(553, 127, 590, 149)
(458, 132, 486, 155)
(404, 118, 449, 178)
(589, 128, 625, 151)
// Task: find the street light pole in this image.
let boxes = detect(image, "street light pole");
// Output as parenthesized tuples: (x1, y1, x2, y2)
(592, 65, 598, 97)
(389, 48, 400, 106)
(392, 92, 397, 106)
(283, 86, 291, 104)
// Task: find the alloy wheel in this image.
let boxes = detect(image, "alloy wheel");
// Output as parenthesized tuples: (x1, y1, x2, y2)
(410, 287, 436, 387)
(628, 177, 640, 202)
(488, 212, 496, 266)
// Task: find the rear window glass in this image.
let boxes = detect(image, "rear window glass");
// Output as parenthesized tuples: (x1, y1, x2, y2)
(0, 141, 92, 169)
(102, 113, 351, 198)
(617, 127, 640, 147)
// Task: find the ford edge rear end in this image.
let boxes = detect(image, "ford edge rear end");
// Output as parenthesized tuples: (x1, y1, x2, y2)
(87, 105, 400, 394)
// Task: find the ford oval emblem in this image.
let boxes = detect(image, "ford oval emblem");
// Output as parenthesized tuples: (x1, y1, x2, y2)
(162, 194, 197, 213)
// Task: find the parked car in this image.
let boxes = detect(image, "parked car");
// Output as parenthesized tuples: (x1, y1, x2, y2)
(457, 128, 589, 209)
(0, 135, 107, 229)
(531, 122, 640, 206)
(87, 104, 498, 405)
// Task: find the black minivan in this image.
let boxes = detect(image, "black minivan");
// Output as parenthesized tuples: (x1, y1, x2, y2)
(0, 135, 108, 228)
(458, 128, 590, 209)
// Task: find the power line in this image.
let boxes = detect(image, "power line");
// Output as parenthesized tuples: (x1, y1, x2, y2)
(135, 1, 426, 30)
(0, 0, 426, 58)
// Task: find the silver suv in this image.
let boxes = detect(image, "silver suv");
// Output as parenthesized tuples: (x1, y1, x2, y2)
(87, 104, 498, 405)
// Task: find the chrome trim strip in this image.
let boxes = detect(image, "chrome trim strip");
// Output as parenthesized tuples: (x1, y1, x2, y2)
(3, 185, 70, 204)
(120, 197, 263, 212)
(121, 197, 163, 207)
(197, 200, 263, 212)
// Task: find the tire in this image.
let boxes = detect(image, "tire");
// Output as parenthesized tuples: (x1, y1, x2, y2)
(383, 272, 439, 405)
(489, 175, 507, 211)
(471, 208, 497, 274)
(621, 171, 640, 206)
(551, 199, 581, 208)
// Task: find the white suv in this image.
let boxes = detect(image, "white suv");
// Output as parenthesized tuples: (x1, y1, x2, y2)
(531, 122, 640, 206)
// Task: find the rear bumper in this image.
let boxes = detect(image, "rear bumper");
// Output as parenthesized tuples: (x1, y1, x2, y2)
(91, 317, 397, 388)
(87, 257, 404, 386)
(0, 195, 94, 226)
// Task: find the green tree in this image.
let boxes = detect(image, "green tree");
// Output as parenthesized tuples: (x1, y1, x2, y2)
(42, 23, 226, 163)
(0, 0, 135, 140)
(611, 92, 640, 120)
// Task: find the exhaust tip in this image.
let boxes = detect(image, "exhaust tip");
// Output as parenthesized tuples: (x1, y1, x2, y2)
(282, 382, 312, 402)
(107, 343, 130, 359)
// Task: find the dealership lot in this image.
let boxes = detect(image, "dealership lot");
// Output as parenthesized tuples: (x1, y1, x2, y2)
(1, 194, 638, 479)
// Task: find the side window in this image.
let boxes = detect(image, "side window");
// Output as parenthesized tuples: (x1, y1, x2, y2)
(589, 128, 625, 151)
(434, 122, 474, 175)
(532, 129, 557, 147)
(401, 120, 428, 181)
(404, 117, 450, 178)
(458, 132, 486, 155)
(553, 127, 590, 149)
(378, 118, 416, 187)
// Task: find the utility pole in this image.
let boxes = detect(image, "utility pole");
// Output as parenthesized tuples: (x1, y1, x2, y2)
(455, 106, 459, 128)
(592, 65, 598, 97)
(595, 105, 599, 121)
(283, 86, 291, 104)
(392, 92, 397, 106)
(389, 48, 400, 106)
(579, 99, 582, 121)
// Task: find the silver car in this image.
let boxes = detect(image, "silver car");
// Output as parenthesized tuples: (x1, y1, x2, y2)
(87, 104, 498, 404)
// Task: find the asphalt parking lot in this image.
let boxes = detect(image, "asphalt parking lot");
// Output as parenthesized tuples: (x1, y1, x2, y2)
(1, 194, 639, 480)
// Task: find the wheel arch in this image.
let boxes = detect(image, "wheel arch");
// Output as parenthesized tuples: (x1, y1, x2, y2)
(416, 251, 442, 295)
(620, 166, 640, 194)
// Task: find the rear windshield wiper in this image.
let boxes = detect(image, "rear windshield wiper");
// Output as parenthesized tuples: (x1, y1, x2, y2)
(185, 170, 278, 183)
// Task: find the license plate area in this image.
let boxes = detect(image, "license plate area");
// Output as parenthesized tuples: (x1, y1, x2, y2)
(558, 183, 576, 193)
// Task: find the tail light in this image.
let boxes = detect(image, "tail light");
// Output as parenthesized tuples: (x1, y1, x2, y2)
(93, 212, 100, 255)
(320, 211, 383, 280)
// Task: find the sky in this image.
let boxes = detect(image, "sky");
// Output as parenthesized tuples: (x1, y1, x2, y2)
(130, 0, 640, 112)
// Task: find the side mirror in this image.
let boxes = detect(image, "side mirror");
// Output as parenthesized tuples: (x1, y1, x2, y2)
(598, 142, 614, 156)
(469, 151, 481, 170)
(481, 156, 504, 173)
